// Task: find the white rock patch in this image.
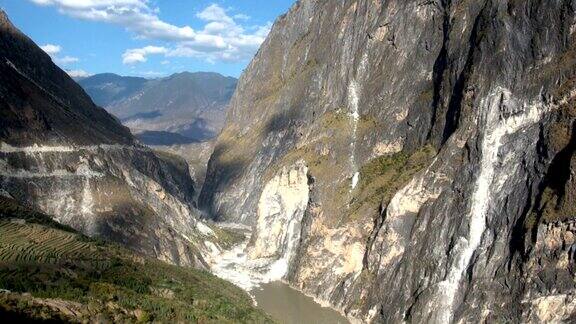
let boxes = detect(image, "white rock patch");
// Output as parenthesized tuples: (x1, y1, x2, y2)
(249, 161, 309, 280)
(435, 88, 549, 323)
(207, 161, 310, 290)
(196, 221, 215, 236)
(372, 139, 404, 157)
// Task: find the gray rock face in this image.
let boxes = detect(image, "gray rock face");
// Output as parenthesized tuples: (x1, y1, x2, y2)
(0, 12, 218, 268)
(0, 143, 208, 267)
(200, 0, 576, 322)
(152, 141, 216, 203)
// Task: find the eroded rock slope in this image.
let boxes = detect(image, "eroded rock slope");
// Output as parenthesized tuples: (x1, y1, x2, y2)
(0, 11, 217, 268)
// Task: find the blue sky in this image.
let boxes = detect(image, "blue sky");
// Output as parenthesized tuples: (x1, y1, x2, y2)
(0, 0, 294, 78)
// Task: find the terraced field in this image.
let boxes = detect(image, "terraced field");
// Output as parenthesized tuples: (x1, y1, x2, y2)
(0, 197, 274, 323)
(0, 221, 93, 264)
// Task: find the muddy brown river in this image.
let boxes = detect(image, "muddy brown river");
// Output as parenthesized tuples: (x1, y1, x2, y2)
(252, 281, 350, 324)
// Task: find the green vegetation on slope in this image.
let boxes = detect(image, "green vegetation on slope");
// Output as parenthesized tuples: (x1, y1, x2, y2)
(0, 197, 75, 232)
(346, 145, 437, 221)
(0, 197, 273, 323)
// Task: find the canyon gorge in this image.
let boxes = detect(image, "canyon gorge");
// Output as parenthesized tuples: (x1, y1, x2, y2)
(200, 0, 576, 322)
(1, 0, 576, 323)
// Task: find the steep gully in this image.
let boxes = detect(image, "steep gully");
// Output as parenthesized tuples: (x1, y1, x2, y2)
(432, 89, 549, 322)
(200, 162, 349, 320)
(193, 156, 348, 320)
(205, 162, 309, 290)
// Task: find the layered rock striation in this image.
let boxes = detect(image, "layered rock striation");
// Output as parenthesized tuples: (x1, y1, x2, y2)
(0, 11, 217, 268)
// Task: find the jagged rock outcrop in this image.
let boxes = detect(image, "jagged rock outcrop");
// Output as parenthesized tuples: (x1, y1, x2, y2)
(0, 11, 217, 268)
(200, 0, 576, 322)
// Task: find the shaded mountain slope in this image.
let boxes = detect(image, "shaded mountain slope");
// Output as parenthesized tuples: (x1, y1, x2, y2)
(0, 10, 221, 268)
(0, 12, 132, 147)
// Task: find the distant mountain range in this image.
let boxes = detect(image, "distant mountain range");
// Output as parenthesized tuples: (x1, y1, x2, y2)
(78, 72, 237, 145)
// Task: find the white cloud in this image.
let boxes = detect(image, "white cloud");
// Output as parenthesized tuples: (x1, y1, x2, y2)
(171, 4, 271, 62)
(55, 55, 79, 65)
(196, 4, 233, 23)
(122, 4, 271, 65)
(30, 0, 195, 41)
(40, 44, 61, 55)
(122, 46, 167, 64)
(160, 60, 170, 65)
(233, 13, 250, 21)
(66, 69, 91, 78)
(40, 44, 80, 66)
(30, 1, 271, 65)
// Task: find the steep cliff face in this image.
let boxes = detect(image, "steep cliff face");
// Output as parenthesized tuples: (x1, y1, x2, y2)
(0, 11, 218, 268)
(200, 0, 576, 322)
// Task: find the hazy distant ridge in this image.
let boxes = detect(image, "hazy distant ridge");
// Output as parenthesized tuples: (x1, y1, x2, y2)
(79, 72, 237, 145)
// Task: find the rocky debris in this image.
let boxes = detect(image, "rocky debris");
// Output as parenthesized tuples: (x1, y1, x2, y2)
(524, 294, 576, 323)
(0, 189, 11, 198)
(151, 287, 175, 300)
(0, 291, 89, 322)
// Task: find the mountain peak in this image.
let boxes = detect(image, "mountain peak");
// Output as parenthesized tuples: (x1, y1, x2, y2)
(0, 9, 13, 29)
(0, 10, 134, 146)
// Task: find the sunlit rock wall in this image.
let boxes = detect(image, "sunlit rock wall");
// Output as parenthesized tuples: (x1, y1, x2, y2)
(248, 161, 309, 280)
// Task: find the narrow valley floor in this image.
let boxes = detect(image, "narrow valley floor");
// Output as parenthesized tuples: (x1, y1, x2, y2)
(207, 224, 350, 323)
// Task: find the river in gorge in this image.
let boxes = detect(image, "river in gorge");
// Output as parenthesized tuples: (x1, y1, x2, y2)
(207, 224, 350, 323)
(252, 281, 349, 324)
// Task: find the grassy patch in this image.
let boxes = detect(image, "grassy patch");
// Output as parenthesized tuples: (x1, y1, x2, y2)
(346, 145, 437, 221)
(0, 200, 273, 323)
(210, 226, 246, 250)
